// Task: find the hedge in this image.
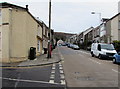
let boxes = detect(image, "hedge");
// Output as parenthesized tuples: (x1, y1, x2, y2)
(113, 40, 120, 52)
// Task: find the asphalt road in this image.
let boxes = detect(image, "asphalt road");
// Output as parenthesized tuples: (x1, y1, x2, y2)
(1, 46, 120, 89)
(58, 46, 119, 88)
(2, 60, 66, 88)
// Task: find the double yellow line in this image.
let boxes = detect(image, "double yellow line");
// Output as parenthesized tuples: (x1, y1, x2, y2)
(0, 61, 64, 69)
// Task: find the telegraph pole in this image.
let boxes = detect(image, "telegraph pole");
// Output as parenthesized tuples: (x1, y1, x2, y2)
(47, 0, 52, 58)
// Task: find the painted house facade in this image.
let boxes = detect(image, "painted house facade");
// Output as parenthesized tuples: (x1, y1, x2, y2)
(0, 3, 43, 63)
(42, 23, 49, 50)
(106, 13, 120, 43)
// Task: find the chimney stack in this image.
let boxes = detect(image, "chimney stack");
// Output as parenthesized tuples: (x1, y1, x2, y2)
(26, 5, 28, 10)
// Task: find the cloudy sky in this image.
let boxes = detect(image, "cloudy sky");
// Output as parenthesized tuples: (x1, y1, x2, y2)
(0, 0, 120, 34)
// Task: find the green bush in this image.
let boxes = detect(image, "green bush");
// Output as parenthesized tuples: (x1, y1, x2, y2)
(113, 40, 120, 52)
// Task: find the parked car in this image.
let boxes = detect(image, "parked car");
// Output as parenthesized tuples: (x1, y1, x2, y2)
(72, 45, 80, 50)
(61, 43, 66, 46)
(67, 43, 71, 48)
(113, 52, 120, 64)
(91, 43, 117, 59)
(67, 44, 73, 48)
(58, 43, 62, 46)
(65, 42, 69, 46)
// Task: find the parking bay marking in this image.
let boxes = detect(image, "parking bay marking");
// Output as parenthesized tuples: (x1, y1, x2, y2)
(79, 51, 90, 55)
(89, 58, 101, 64)
(112, 69, 120, 74)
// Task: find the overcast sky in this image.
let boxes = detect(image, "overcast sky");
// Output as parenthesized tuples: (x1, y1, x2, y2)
(1, 0, 120, 34)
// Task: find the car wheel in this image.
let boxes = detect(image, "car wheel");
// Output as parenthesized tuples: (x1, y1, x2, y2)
(113, 58, 116, 64)
(91, 52, 94, 57)
(98, 54, 102, 59)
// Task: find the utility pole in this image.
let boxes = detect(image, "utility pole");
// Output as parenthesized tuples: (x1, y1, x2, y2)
(47, 0, 52, 58)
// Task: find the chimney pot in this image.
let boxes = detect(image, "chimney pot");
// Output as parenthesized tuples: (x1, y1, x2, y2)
(26, 5, 28, 10)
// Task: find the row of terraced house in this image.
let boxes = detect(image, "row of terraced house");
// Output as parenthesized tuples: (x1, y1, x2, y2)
(0, 2, 55, 63)
(68, 14, 120, 50)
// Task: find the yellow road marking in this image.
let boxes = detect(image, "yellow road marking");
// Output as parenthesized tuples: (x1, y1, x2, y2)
(0, 64, 53, 69)
(0, 61, 62, 69)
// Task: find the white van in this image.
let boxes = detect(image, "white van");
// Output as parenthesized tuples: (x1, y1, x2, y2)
(91, 43, 117, 59)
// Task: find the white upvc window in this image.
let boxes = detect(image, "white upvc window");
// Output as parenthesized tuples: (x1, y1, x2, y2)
(118, 21, 120, 30)
(0, 32, 1, 51)
(0, 9, 2, 25)
(0, 9, 1, 16)
(37, 40, 41, 52)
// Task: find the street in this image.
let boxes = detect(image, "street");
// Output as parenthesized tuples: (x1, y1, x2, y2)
(59, 46, 119, 88)
(2, 63, 66, 88)
(1, 46, 120, 89)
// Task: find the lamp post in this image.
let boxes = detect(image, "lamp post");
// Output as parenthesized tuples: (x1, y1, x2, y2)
(47, 0, 52, 58)
(91, 12, 101, 24)
(91, 12, 102, 43)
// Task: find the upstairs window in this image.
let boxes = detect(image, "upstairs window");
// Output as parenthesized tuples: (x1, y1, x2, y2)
(119, 21, 120, 30)
(0, 32, 1, 51)
(0, 9, 1, 25)
(0, 9, 1, 16)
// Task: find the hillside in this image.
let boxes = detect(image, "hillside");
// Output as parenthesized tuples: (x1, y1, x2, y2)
(54, 32, 76, 42)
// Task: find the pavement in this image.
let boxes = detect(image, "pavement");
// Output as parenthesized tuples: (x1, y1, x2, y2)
(1, 47, 61, 67)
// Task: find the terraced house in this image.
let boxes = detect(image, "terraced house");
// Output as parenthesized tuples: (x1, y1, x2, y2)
(0, 2, 43, 63)
(106, 13, 120, 43)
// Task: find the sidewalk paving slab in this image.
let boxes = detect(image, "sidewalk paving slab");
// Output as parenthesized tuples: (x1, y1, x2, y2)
(1, 47, 61, 67)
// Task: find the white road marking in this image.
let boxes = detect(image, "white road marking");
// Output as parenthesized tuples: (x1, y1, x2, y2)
(104, 61, 112, 63)
(52, 66, 55, 70)
(89, 58, 101, 64)
(50, 74, 55, 79)
(59, 67, 63, 70)
(60, 70, 64, 74)
(60, 80, 66, 85)
(79, 51, 90, 55)
(53, 64, 55, 67)
(59, 62, 61, 65)
(0, 77, 60, 85)
(49, 80, 54, 84)
(51, 70, 55, 74)
(59, 64, 62, 67)
(112, 69, 120, 73)
(60, 74, 65, 79)
(14, 74, 20, 88)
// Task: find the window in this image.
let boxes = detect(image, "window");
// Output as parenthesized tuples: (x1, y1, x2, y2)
(0, 9, 1, 25)
(0, 9, 1, 16)
(37, 40, 41, 52)
(118, 21, 120, 30)
(0, 32, 1, 51)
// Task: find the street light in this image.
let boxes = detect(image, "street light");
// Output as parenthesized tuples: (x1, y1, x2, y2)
(91, 11, 101, 24)
(91, 11, 102, 43)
